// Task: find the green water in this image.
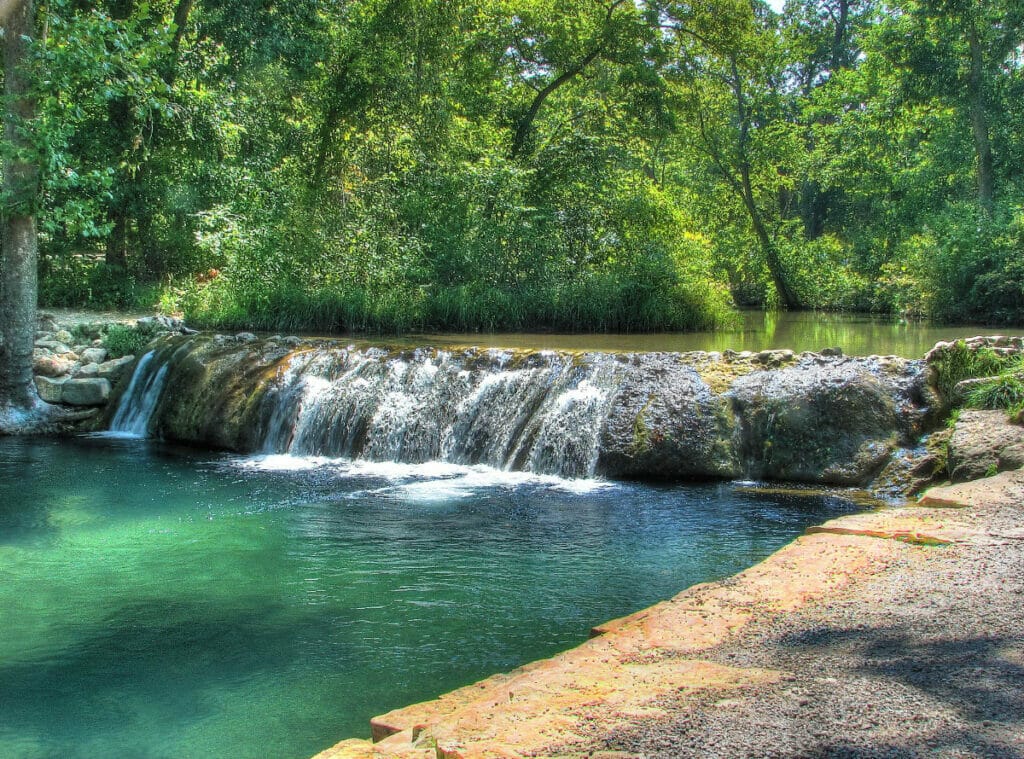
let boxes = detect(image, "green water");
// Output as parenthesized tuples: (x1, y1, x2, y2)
(404, 311, 1022, 357)
(1, 436, 859, 759)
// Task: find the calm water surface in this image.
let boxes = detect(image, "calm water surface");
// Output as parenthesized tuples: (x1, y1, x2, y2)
(402, 312, 1023, 357)
(1, 436, 860, 759)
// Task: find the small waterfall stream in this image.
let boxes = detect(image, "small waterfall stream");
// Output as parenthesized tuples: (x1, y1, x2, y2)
(108, 351, 170, 436)
(255, 346, 620, 477)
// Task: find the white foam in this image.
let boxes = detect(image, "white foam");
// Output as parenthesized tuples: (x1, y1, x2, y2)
(88, 431, 147, 441)
(232, 454, 616, 495)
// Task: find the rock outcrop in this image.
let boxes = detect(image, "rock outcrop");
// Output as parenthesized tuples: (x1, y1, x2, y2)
(947, 409, 1024, 482)
(30, 312, 191, 411)
(596, 354, 736, 479)
(118, 335, 938, 486)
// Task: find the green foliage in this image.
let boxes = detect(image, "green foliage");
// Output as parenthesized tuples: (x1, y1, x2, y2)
(964, 357, 1024, 412)
(930, 341, 1013, 400)
(40, 257, 146, 310)
(891, 202, 1024, 325)
(20, 0, 1024, 332)
(101, 322, 159, 359)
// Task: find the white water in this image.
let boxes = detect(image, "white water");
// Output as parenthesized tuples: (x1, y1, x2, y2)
(108, 351, 169, 437)
(254, 347, 621, 477)
(234, 454, 618, 496)
(112, 343, 623, 478)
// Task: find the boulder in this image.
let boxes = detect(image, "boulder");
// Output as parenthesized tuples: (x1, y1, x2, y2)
(728, 358, 905, 485)
(33, 355, 75, 378)
(947, 409, 1024, 482)
(54, 329, 74, 345)
(80, 347, 108, 365)
(97, 355, 135, 383)
(755, 349, 795, 367)
(596, 355, 738, 479)
(34, 375, 66, 404)
(37, 312, 59, 333)
(75, 363, 100, 379)
(35, 340, 71, 354)
(61, 378, 111, 406)
(137, 315, 185, 333)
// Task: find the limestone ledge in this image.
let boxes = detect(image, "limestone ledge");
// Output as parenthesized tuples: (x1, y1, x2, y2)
(310, 473, 1018, 759)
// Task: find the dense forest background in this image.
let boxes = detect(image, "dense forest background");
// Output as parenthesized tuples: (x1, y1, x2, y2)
(13, 0, 1024, 332)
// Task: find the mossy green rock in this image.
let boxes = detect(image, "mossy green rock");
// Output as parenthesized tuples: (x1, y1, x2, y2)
(596, 355, 738, 479)
(729, 361, 901, 485)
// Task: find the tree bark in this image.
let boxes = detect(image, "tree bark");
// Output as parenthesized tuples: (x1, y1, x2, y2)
(730, 59, 799, 310)
(966, 20, 994, 213)
(104, 0, 136, 270)
(1, 0, 41, 411)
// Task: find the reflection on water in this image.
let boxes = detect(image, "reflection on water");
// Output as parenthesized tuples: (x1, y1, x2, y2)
(400, 311, 1022, 358)
(0, 436, 859, 759)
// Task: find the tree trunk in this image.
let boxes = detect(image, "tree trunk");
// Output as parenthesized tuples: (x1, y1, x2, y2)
(730, 59, 799, 310)
(509, 50, 600, 160)
(104, 0, 136, 270)
(830, 0, 851, 72)
(741, 167, 800, 310)
(1, 0, 41, 412)
(966, 21, 994, 213)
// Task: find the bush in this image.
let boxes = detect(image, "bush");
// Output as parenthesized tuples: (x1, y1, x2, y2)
(900, 201, 1024, 325)
(964, 356, 1024, 414)
(102, 323, 160, 359)
(931, 341, 1010, 400)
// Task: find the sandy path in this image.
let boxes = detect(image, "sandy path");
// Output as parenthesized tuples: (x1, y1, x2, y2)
(598, 475, 1024, 759)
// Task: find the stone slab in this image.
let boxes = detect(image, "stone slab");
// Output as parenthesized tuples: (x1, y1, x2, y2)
(61, 378, 111, 406)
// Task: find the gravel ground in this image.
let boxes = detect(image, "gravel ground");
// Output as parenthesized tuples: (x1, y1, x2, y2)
(595, 493, 1024, 759)
(41, 307, 154, 329)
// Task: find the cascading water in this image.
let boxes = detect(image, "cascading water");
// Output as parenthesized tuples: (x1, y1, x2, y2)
(108, 350, 170, 436)
(108, 334, 934, 485)
(112, 338, 622, 478)
(260, 347, 619, 477)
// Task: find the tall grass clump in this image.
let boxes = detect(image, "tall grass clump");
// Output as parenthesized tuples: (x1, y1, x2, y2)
(101, 321, 163, 358)
(930, 340, 1011, 401)
(964, 356, 1024, 418)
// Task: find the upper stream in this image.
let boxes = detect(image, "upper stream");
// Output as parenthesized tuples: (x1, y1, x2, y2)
(0, 435, 858, 759)
(402, 311, 1021, 358)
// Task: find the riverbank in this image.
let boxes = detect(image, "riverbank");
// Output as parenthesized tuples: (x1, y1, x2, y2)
(313, 469, 1024, 758)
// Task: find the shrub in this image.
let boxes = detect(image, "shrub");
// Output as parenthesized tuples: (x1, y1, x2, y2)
(102, 323, 159, 359)
(930, 341, 1010, 401)
(964, 356, 1024, 412)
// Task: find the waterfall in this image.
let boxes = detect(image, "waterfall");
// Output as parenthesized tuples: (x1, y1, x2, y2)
(106, 334, 933, 485)
(260, 347, 619, 478)
(108, 351, 170, 437)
